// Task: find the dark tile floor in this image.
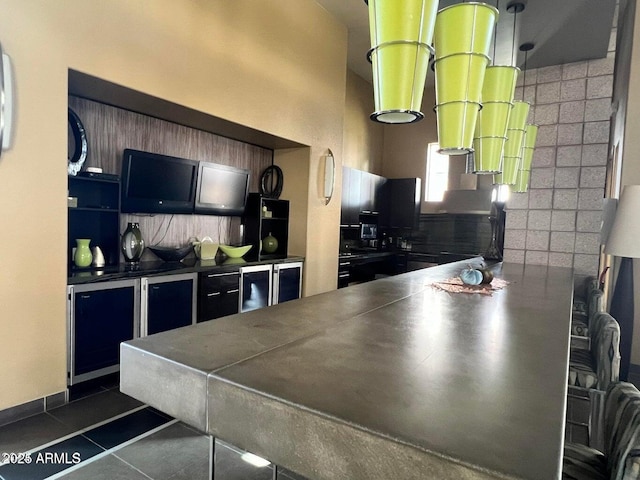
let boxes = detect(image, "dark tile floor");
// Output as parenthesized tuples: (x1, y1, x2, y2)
(0, 384, 304, 480)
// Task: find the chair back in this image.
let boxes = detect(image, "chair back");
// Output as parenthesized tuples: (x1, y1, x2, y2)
(590, 313, 621, 391)
(588, 289, 605, 323)
(602, 382, 640, 478)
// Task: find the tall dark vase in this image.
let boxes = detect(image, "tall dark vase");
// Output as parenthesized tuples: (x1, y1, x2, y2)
(121, 222, 145, 263)
(483, 202, 505, 261)
(610, 257, 634, 381)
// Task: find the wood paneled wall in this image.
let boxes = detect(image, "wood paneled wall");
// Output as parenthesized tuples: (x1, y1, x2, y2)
(68, 96, 273, 260)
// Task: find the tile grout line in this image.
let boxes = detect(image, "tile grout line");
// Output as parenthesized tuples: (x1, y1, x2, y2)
(0, 405, 149, 465)
(43, 419, 179, 480)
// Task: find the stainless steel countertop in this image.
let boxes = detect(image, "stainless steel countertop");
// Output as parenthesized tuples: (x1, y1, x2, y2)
(121, 259, 573, 480)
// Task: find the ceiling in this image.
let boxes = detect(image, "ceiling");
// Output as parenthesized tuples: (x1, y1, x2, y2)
(314, 0, 617, 85)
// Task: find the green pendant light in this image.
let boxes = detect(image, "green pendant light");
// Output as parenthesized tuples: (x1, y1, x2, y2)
(473, 65, 519, 173)
(366, 0, 439, 124)
(512, 123, 538, 193)
(499, 100, 529, 185)
(433, 2, 498, 155)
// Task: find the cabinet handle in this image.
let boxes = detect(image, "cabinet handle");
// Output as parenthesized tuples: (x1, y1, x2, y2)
(207, 292, 221, 297)
(339, 261, 351, 267)
(227, 289, 239, 294)
(206, 272, 238, 278)
(338, 273, 350, 278)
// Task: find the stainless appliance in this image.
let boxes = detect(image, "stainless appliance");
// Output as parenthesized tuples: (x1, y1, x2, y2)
(240, 264, 273, 312)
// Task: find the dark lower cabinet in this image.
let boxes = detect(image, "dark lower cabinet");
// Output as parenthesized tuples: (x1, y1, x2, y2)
(240, 265, 273, 313)
(198, 270, 240, 322)
(141, 273, 196, 336)
(67, 279, 140, 385)
(272, 262, 303, 304)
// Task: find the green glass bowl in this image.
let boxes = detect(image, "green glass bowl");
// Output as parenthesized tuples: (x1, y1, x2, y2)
(219, 244, 252, 258)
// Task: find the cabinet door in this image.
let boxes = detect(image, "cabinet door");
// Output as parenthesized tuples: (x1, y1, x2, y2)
(340, 166, 351, 226)
(240, 265, 272, 313)
(143, 274, 196, 336)
(360, 172, 374, 213)
(198, 271, 240, 322)
(348, 168, 362, 225)
(273, 262, 302, 305)
(68, 280, 139, 385)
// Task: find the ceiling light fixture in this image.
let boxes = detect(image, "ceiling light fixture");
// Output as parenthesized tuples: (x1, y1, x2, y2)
(433, 2, 498, 155)
(492, 2, 531, 187)
(512, 42, 538, 193)
(471, 0, 521, 174)
(365, 0, 439, 124)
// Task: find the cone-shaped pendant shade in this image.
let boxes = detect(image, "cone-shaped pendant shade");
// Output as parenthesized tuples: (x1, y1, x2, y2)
(498, 101, 530, 185)
(512, 124, 539, 193)
(434, 3, 498, 155)
(473, 66, 519, 173)
(367, 0, 439, 124)
(513, 169, 531, 193)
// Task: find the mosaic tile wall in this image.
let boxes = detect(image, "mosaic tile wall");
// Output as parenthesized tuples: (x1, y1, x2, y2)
(502, 12, 617, 277)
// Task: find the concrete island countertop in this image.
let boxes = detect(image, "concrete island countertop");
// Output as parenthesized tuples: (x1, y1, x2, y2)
(120, 259, 574, 480)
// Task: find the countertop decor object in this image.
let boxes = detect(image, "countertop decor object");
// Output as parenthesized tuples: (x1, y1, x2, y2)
(459, 266, 482, 285)
(193, 236, 218, 260)
(262, 233, 278, 254)
(74, 238, 92, 268)
(91, 245, 105, 268)
(219, 244, 252, 258)
(121, 222, 145, 263)
(67, 107, 88, 176)
(148, 245, 192, 263)
(259, 165, 283, 199)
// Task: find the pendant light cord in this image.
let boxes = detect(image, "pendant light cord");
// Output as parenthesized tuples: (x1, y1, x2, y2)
(493, 0, 499, 64)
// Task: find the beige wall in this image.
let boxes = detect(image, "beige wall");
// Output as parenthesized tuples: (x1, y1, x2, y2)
(0, 0, 346, 410)
(342, 70, 384, 174)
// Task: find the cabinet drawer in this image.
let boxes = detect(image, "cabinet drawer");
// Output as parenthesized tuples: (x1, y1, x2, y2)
(198, 289, 239, 322)
(198, 271, 240, 322)
(199, 271, 240, 293)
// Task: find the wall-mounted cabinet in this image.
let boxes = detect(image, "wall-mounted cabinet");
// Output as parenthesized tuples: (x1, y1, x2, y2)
(379, 177, 422, 229)
(243, 193, 289, 261)
(340, 167, 386, 227)
(68, 175, 120, 268)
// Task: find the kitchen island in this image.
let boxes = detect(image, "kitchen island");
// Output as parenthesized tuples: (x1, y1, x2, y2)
(120, 259, 573, 480)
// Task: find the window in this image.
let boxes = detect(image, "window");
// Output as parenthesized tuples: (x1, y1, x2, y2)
(425, 143, 449, 202)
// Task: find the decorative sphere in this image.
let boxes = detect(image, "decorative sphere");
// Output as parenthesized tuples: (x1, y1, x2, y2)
(263, 233, 278, 253)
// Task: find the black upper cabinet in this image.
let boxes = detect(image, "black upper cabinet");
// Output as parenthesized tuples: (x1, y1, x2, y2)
(379, 178, 422, 229)
(341, 167, 419, 229)
(341, 167, 387, 226)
